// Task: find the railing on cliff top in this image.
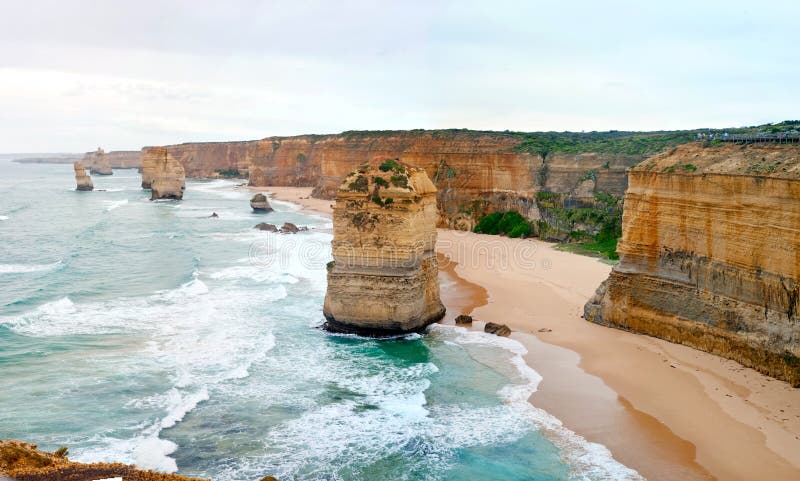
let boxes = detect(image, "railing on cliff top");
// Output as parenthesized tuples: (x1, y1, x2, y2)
(697, 133, 800, 144)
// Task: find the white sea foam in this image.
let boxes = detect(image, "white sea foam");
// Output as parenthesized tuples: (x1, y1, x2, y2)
(0, 260, 63, 274)
(0, 215, 8, 220)
(429, 324, 644, 481)
(105, 199, 129, 211)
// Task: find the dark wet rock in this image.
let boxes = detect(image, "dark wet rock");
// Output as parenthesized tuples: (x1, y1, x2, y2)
(484, 322, 511, 337)
(254, 222, 278, 232)
(210, 212, 219, 218)
(250, 193, 273, 213)
(455, 314, 473, 324)
(280, 222, 299, 233)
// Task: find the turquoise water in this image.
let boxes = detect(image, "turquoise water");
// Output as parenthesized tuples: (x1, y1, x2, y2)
(0, 159, 641, 481)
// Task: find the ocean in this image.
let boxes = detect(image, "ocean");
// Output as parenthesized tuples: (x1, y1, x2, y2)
(0, 158, 642, 481)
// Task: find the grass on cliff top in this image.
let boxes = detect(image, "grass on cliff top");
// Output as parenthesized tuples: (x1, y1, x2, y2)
(339, 120, 800, 157)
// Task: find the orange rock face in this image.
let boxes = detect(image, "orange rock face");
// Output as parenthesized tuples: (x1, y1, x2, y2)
(323, 160, 445, 334)
(143, 131, 639, 227)
(586, 142, 800, 385)
(144, 147, 186, 200)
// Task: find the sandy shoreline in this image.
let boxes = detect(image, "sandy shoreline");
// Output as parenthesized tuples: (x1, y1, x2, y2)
(261, 185, 800, 481)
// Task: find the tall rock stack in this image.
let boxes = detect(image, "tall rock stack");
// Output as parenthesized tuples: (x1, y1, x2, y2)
(73, 161, 93, 191)
(323, 159, 445, 335)
(585, 142, 800, 386)
(148, 147, 186, 200)
(88, 147, 113, 175)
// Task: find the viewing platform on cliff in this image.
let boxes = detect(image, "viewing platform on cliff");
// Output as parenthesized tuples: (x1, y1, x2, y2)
(714, 133, 800, 144)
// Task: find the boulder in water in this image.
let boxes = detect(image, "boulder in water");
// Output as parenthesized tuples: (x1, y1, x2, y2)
(254, 222, 278, 232)
(455, 314, 473, 324)
(280, 222, 299, 233)
(250, 193, 273, 213)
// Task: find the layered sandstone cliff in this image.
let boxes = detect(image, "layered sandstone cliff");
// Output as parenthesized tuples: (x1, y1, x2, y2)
(147, 147, 186, 200)
(73, 161, 93, 191)
(86, 147, 113, 175)
(323, 160, 445, 335)
(585, 142, 800, 385)
(143, 131, 640, 229)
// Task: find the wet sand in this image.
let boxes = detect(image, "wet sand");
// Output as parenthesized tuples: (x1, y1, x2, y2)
(261, 185, 800, 481)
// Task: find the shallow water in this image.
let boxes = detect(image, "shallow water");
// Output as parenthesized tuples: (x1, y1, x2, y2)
(0, 159, 642, 481)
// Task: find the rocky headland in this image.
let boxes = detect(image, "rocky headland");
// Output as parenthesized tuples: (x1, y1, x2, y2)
(585, 142, 800, 386)
(73, 161, 93, 191)
(323, 159, 445, 335)
(0, 440, 206, 481)
(146, 147, 186, 200)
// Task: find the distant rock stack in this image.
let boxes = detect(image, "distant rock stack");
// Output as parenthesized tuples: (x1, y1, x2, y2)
(148, 147, 186, 200)
(323, 159, 445, 336)
(250, 193, 273, 212)
(88, 147, 113, 175)
(74, 161, 93, 191)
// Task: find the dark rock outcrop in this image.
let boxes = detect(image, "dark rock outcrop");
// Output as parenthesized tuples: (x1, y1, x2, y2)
(455, 314, 473, 324)
(484, 322, 511, 336)
(250, 193, 273, 212)
(254, 223, 278, 232)
(280, 222, 299, 234)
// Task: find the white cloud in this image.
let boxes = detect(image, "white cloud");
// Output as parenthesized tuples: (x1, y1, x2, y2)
(0, 0, 797, 152)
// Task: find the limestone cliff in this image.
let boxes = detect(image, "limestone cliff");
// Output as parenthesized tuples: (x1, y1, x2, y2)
(87, 147, 113, 175)
(142, 131, 641, 228)
(73, 161, 93, 191)
(585, 142, 800, 386)
(147, 147, 186, 200)
(323, 160, 445, 335)
(81, 149, 140, 170)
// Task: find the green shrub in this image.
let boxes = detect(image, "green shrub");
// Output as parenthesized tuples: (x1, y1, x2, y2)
(348, 175, 369, 192)
(473, 212, 503, 234)
(373, 176, 389, 187)
(473, 211, 532, 237)
(379, 159, 401, 172)
(508, 222, 532, 238)
(390, 174, 409, 188)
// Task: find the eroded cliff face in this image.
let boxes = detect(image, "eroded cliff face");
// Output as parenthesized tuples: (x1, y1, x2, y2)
(323, 160, 445, 335)
(143, 131, 639, 228)
(87, 148, 113, 175)
(82, 149, 140, 170)
(586, 143, 800, 385)
(147, 147, 186, 200)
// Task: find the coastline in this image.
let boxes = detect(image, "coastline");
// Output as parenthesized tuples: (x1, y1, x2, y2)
(263, 186, 800, 481)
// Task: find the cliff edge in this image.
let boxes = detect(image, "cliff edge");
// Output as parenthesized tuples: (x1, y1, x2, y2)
(323, 159, 445, 335)
(585, 142, 800, 385)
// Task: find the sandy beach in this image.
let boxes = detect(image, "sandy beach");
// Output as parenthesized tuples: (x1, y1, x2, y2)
(263, 185, 800, 481)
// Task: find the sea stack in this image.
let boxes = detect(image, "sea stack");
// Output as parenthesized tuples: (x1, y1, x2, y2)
(323, 159, 445, 336)
(585, 142, 800, 386)
(250, 193, 273, 212)
(88, 147, 113, 175)
(148, 147, 186, 200)
(73, 161, 93, 191)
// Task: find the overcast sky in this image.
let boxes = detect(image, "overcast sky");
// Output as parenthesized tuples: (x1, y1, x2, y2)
(1, 0, 798, 152)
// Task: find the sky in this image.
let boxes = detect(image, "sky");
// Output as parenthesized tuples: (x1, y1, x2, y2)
(0, 0, 798, 152)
